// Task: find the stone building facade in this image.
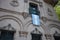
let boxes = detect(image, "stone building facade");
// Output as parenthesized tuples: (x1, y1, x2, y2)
(0, 0, 60, 40)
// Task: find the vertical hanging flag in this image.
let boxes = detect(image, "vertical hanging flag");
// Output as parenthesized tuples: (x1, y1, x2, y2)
(32, 14, 40, 26)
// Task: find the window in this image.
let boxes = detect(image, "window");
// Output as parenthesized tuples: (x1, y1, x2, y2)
(29, 3, 40, 26)
(54, 31, 60, 40)
(0, 30, 14, 40)
(29, 3, 39, 15)
(31, 28, 42, 40)
(31, 33, 42, 40)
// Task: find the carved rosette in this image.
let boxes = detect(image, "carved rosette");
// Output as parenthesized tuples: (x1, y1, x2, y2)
(10, 0, 19, 7)
(41, 17, 47, 22)
(45, 34, 52, 40)
(21, 12, 29, 19)
(19, 31, 28, 37)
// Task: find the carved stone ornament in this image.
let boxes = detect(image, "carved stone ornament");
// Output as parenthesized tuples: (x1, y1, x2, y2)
(39, 2, 43, 7)
(31, 28, 42, 35)
(0, 24, 16, 32)
(24, 0, 28, 3)
(48, 8, 53, 16)
(19, 31, 28, 37)
(45, 34, 52, 39)
(54, 31, 60, 36)
(10, 0, 19, 7)
(30, 0, 40, 3)
(41, 17, 47, 22)
(22, 12, 29, 19)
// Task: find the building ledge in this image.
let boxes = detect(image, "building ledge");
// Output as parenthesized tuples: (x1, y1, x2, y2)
(43, 0, 58, 7)
(41, 17, 60, 23)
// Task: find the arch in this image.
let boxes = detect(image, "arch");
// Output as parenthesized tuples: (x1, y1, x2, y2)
(48, 24, 60, 30)
(26, 20, 46, 40)
(25, 19, 46, 33)
(48, 24, 60, 35)
(0, 15, 23, 31)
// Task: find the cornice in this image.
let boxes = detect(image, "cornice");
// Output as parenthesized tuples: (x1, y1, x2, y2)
(0, 8, 60, 24)
(43, 0, 58, 6)
(0, 8, 21, 15)
(30, 0, 40, 3)
(41, 17, 60, 24)
(0, 8, 30, 19)
(48, 19, 60, 23)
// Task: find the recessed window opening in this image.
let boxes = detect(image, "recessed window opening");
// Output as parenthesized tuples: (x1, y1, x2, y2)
(29, 2, 40, 26)
(0, 30, 15, 40)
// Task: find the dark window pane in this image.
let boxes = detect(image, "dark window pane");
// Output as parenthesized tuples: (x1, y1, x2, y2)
(0, 31, 14, 40)
(29, 3, 39, 15)
(54, 36, 60, 40)
(31, 34, 42, 40)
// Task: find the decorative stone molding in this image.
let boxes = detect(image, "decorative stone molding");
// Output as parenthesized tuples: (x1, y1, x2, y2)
(0, 24, 16, 32)
(10, 0, 19, 7)
(41, 17, 47, 22)
(1, 7, 60, 24)
(30, 0, 39, 3)
(0, 8, 30, 19)
(47, 8, 53, 16)
(0, 15, 23, 30)
(45, 34, 52, 40)
(19, 31, 28, 37)
(48, 24, 60, 30)
(39, 2, 43, 7)
(31, 28, 42, 35)
(21, 12, 30, 19)
(0, 8, 21, 15)
(47, 18, 60, 24)
(30, 0, 41, 4)
(24, 0, 28, 3)
(54, 31, 60, 37)
(41, 16, 60, 24)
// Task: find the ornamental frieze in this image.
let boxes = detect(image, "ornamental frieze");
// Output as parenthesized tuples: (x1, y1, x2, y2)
(10, 0, 19, 7)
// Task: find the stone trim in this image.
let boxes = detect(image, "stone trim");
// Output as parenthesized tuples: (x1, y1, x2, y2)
(0, 8, 21, 15)
(30, 0, 40, 3)
(43, 0, 58, 6)
(0, 8, 30, 19)
(45, 34, 52, 40)
(0, 8, 60, 24)
(0, 24, 16, 32)
(48, 24, 60, 30)
(47, 19, 60, 23)
(19, 31, 28, 37)
(41, 17, 60, 24)
(0, 15, 23, 31)
(30, 0, 43, 4)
